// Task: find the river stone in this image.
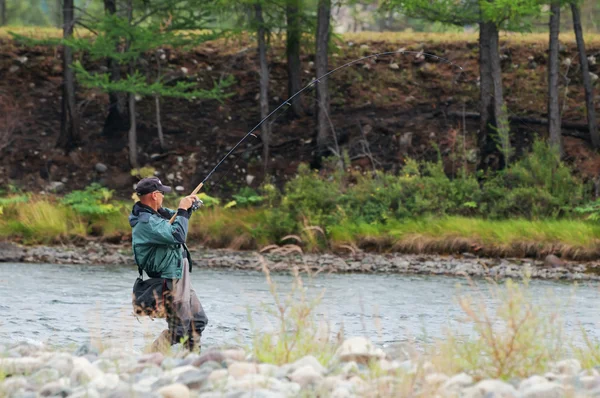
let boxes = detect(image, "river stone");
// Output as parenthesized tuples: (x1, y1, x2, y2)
(238, 389, 283, 398)
(209, 369, 228, 382)
(89, 372, 120, 390)
(157, 383, 190, 398)
(331, 385, 354, 398)
(162, 357, 184, 370)
(0, 376, 29, 395)
(580, 375, 600, 389)
(69, 386, 100, 398)
(425, 372, 449, 387)
(521, 382, 564, 398)
(227, 374, 271, 390)
(30, 367, 60, 385)
(519, 375, 548, 391)
(290, 355, 325, 374)
(552, 359, 581, 375)
(46, 353, 74, 375)
(70, 356, 104, 385)
(335, 337, 385, 364)
(74, 343, 98, 357)
(175, 368, 211, 389)
(228, 362, 258, 379)
(0, 357, 44, 375)
(462, 379, 518, 398)
(440, 372, 474, 392)
(93, 358, 118, 373)
(139, 352, 165, 367)
(258, 363, 279, 377)
(39, 380, 72, 397)
(198, 360, 222, 373)
(318, 375, 344, 392)
(222, 349, 246, 362)
(289, 365, 324, 387)
(191, 350, 226, 367)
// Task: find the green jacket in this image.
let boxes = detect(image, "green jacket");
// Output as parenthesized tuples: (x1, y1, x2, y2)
(129, 202, 193, 279)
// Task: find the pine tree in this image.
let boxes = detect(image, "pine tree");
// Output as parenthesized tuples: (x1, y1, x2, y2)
(68, 1, 233, 168)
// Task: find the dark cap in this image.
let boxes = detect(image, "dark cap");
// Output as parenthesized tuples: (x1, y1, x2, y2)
(135, 177, 172, 195)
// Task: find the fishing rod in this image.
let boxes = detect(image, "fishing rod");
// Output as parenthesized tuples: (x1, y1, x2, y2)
(170, 49, 465, 223)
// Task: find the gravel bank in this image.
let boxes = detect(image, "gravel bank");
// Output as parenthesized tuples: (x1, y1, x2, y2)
(1, 241, 599, 280)
(0, 339, 597, 398)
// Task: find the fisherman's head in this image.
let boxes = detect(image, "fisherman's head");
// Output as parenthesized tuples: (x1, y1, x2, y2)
(136, 177, 172, 210)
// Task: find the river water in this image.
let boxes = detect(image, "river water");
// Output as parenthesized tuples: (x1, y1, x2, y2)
(1, 262, 599, 352)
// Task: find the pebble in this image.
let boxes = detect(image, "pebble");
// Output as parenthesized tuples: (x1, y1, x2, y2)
(1, 341, 599, 398)
(9, 242, 598, 281)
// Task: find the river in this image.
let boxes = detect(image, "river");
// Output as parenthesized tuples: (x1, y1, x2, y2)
(1, 262, 599, 352)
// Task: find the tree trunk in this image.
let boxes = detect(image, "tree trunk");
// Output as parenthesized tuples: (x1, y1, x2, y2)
(286, 0, 303, 117)
(155, 51, 165, 151)
(548, 2, 563, 156)
(477, 21, 496, 170)
(102, 0, 130, 137)
(315, 0, 331, 158)
(0, 0, 6, 26)
(155, 96, 165, 151)
(255, 3, 271, 172)
(126, 0, 138, 168)
(128, 92, 138, 168)
(571, 1, 600, 148)
(56, 0, 80, 152)
(489, 22, 510, 167)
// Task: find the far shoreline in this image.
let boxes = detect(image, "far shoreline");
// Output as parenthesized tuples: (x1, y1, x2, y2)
(1, 241, 599, 281)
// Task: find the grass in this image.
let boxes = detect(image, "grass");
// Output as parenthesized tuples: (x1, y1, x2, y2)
(3, 25, 600, 46)
(1, 195, 600, 259)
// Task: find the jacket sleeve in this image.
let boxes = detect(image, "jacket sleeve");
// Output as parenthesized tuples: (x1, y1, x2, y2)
(146, 210, 191, 244)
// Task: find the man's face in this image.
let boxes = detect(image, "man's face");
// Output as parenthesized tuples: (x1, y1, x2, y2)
(153, 190, 164, 207)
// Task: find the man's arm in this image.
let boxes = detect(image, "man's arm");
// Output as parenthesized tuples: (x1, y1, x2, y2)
(147, 210, 190, 244)
(146, 195, 199, 244)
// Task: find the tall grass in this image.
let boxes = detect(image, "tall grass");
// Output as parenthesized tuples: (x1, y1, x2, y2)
(433, 276, 565, 380)
(248, 261, 337, 365)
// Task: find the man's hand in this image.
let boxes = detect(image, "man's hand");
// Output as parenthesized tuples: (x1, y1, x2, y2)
(178, 195, 200, 210)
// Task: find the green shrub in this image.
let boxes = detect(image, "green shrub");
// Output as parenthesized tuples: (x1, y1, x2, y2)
(482, 141, 587, 219)
(232, 187, 264, 207)
(60, 183, 121, 216)
(282, 164, 342, 226)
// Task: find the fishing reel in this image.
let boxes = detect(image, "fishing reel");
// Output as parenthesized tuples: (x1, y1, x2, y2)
(190, 198, 203, 212)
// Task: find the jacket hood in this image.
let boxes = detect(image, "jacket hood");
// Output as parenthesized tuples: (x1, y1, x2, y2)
(129, 202, 154, 227)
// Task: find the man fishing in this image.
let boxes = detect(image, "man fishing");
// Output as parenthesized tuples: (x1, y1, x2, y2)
(129, 177, 208, 352)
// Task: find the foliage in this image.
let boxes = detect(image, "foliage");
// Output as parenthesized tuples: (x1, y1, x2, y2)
(130, 167, 157, 178)
(434, 276, 565, 380)
(231, 187, 264, 208)
(574, 199, 600, 221)
(482, 140, 586, 219)
(60, 183, 121, 216)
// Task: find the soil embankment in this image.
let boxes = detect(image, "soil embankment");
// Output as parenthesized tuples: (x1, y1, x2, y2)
(2, 33, 600, 197)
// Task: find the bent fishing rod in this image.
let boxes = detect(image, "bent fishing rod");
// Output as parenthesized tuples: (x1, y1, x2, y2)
(170, 49, 464, 223)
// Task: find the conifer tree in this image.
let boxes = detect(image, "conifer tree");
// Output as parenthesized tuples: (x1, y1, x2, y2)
(68, 0, 233, 168)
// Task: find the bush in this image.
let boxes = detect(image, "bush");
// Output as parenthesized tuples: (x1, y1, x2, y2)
(482, 141, 587, 219)
(60, 183, 121, 216)
(282, 164, 342, 226)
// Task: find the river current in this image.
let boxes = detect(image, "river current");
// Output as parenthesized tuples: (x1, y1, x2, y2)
(1, 262, 598, 351)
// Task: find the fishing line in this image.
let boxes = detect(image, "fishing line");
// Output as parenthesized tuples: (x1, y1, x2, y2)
(205, 49, 466, 189)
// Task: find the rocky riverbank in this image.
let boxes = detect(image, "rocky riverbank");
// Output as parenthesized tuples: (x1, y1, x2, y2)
(1, 241, 600, 280)
(0, 339, 598, 398)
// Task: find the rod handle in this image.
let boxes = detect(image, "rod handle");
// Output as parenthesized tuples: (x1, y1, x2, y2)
(168, 182, 204, 224)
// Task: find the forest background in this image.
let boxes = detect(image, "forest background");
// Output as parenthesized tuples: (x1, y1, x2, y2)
(1, 0, 600, 260)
